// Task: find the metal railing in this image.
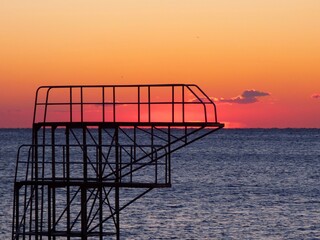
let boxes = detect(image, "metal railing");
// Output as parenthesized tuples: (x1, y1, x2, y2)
(33, 84, 219, 124)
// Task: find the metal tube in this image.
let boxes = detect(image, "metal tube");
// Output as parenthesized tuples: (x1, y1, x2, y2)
(70, 87, 73, 122)
(65, 127, 70, 239)
(113, 87, 116, 122)
(81, 87, 84, 122)
(148, 86, 151, 122)
(172, 86, 175, 123)
(98, 127, 103, 239)
(138, 86, 140, 123)
(102, 87, 105, 122)
(182, 86, 185, 123)
(115, 127, 120, 240)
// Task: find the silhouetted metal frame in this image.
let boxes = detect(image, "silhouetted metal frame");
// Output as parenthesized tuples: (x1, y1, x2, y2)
(13, 84, 224, 240)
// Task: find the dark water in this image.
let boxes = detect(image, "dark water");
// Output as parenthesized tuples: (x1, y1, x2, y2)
(1, 129, 320, 239)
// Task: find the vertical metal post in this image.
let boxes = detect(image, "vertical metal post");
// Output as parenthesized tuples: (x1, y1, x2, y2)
(152, 127, 157, 183)
(102, 87, 105, 122)
(34, 127, 39, 240)
(81, 186, 87, 240)
(81, 87, 84, 122)
(182, 86, 185, 123)
(48, 185, 51, 240)
(65, 127, 70, 240)
(98, 126, 103, 239)
(70, 87, 73, 122)
(132, 127, 136, 182)
(138, 86, 140, 123)
(14, 184, 19, 239)
(115, 127, 120, 240)
(148, 86, 151, 122)
(83, 128, 88, 181)
(168, 126, 171, 185)
(82, 127, 88, 239)
(113, 87, 116, 122)
(172, 86, 175, 123)
(50, 126, 56, 239)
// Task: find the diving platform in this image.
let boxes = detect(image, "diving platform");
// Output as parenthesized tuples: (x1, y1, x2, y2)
(12, 84, 223, 239)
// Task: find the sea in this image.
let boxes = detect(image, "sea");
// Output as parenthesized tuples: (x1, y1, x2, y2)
(0, 128, 320, 239)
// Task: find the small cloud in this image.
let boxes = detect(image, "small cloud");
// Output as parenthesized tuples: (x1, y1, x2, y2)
(242, 90, 270, 98)
(217, 89, 270, 104)
(311, 93, 320, 99)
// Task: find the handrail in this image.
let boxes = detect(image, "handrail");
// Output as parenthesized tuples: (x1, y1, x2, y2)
(185, 85, 208, 122)
(33, 84, 220, 125)
(191, 84, 218, 123)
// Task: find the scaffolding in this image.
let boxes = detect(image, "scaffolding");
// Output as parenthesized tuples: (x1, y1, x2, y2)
(12, 84, 224, 239)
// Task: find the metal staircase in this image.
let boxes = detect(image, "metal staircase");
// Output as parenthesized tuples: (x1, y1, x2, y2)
(12, 84, 224, 239)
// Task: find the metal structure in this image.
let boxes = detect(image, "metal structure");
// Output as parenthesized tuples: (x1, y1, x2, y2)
(12, 84, 224, 239)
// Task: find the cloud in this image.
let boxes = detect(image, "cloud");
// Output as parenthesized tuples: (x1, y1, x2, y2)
(217, 89, 270, 104)
(241, 90, 270, 98)
(311, 93, 320, 99)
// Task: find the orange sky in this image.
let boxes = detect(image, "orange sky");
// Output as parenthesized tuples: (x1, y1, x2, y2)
(0, 1, 319, 128)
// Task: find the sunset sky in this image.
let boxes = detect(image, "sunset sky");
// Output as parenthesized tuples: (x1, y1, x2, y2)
(0, 1, 319, 128)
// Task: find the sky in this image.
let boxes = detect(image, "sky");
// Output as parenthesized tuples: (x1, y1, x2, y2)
(0, 0, 319, 128)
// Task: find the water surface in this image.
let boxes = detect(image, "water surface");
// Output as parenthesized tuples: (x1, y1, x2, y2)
(1, 129, 319, 239)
